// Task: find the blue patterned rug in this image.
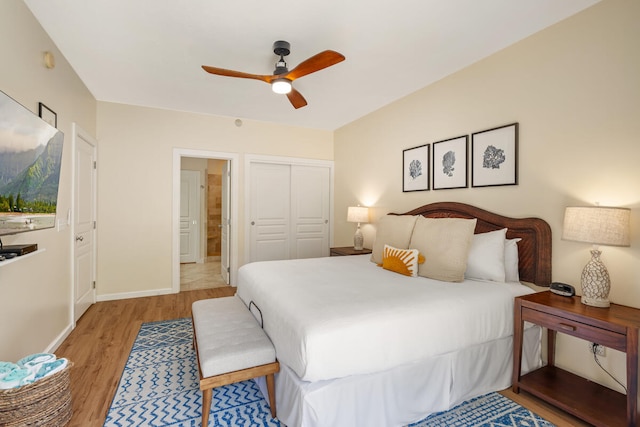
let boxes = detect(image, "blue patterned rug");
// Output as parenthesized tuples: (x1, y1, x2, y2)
(104, 318, 555, 427)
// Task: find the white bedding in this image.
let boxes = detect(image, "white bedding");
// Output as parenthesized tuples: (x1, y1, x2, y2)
(236, 254, 535, 382)
(255, 325, 542, 427)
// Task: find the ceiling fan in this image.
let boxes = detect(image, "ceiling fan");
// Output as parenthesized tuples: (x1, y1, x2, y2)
(201, 41, 345, 109)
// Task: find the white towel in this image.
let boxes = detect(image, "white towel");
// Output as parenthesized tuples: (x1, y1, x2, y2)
(34, 358, 68, 380)
(0, 361, 19, 380)
(17, 353, 56, 373)
(0, 367, 35, 389)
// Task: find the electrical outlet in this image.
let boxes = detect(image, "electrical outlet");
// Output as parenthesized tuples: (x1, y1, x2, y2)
(588, 342, 606, 357)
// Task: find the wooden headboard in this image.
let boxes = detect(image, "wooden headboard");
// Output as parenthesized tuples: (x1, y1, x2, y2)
(397, 202, 552, 287)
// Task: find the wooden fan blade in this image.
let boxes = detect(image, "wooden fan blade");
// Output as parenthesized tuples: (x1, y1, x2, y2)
(286, 88, 308, 109)
(201, 65, 275, 83)
(285, 50, 345, 81)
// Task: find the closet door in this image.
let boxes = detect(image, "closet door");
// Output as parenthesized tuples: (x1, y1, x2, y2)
(291, 165, 330, 258)
(249, 163, 291, 262)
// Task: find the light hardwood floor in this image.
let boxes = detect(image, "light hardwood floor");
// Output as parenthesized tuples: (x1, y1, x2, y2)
(56, 288, 589, 427)
(56, 287, 235, 427)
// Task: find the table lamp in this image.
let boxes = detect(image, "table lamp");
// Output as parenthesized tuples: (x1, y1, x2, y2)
(562, 206, 631, 307)
(347, 206, 369, 250)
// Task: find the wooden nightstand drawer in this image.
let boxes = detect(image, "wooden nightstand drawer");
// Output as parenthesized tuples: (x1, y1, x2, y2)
(522, 306, 627, 351)
(330, 247, 372, 256)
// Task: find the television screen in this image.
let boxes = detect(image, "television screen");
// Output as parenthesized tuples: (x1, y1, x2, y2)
(0, 90, 64, 236)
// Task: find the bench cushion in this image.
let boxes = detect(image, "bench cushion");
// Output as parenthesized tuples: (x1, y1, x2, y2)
(192, 296, 276, 378)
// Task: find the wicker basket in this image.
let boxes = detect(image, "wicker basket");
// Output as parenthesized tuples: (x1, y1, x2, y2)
(0, 362, 72, 427)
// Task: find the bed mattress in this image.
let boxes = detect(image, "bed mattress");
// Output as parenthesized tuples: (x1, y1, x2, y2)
(236, 255, 535, 382)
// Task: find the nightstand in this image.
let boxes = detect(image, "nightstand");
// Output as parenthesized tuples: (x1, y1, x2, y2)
(330, 246, 372, 256)
(513, 291, 640, 427)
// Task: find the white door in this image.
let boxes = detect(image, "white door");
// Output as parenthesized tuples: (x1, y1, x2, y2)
(291, 165, 330, 258)
(73, 124, 96, 323)
(250, 163, 290, 262)
(220, 161, 230, 284)
(180, 170, 200, 263)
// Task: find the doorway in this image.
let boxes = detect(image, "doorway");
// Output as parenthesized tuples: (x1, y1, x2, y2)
(172, 149, 239, 293)
(179, 159, 228, 291)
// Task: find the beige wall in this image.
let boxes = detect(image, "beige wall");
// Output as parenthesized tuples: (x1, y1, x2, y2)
(208, 159, 225, 175)
(0, 1, 97, 361)
(335, 0, 639, 393)
(95, 102, 333, 297)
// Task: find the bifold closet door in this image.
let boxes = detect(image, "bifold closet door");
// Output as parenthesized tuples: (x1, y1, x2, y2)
(249, 162, 330, 262)
(250, 163, 291, 262)
(291, 165, 330, 259)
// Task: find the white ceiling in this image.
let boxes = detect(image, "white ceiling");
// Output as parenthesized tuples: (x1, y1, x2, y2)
(24, 0, 598, 131)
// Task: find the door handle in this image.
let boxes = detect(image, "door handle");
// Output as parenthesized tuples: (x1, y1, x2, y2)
(251, 221, 255, 225)
(75, 235, 84, 242)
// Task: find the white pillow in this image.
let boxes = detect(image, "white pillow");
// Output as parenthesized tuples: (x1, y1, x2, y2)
(465, 228, 507, 282)
(504, 238, 522, 282)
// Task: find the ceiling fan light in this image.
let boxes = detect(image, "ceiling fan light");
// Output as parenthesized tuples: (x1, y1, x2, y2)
(272, 78, 292, 94)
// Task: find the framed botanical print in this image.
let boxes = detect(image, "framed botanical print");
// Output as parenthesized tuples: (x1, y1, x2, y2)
(432, 135, 468, 190)
(403, 144, 430, 192)
(471, 123, 518, 187)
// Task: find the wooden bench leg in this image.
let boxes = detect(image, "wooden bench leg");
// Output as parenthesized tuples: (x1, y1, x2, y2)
(266, 373, 277, 418)
(202, 387, 212, 427)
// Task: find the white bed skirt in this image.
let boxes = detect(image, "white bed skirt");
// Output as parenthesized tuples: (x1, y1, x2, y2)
(256, 325, 541, 427)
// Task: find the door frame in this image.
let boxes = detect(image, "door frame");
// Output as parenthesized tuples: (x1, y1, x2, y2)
(71, 123, 97, 325)
(172, 148, 239, 292)
(244, 154, 334, 263)
(221, 161, 230, 284)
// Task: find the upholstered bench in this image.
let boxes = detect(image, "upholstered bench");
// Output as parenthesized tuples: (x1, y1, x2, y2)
(191, 296, 279, 427)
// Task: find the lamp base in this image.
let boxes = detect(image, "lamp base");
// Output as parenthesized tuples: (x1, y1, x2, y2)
(353, 225, 364, 251)
(581, 295, 610, 308)
(580, 249, 611, 308)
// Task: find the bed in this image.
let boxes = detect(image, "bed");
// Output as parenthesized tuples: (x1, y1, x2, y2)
(236, 202, 552, 427)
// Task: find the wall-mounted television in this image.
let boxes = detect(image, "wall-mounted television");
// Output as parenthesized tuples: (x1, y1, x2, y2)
(0, 90, 64, 237)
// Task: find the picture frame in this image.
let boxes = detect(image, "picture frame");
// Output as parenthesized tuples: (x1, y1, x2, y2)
(471, 123, 518, 187)
(403, 144, 430, 192)
(432, 135, 468, 190)
(38, 102, 57, 128)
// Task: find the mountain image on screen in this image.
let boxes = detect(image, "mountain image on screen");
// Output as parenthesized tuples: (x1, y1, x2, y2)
(0, 132, 63, 205)
(0, 90, 65, 236)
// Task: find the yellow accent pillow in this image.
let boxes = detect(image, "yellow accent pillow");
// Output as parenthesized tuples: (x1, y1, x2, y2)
(381, 245, 424, 277)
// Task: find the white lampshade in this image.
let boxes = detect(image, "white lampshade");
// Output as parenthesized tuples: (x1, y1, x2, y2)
(347, 206, 369, 224)
(562, 206, 631, 308)
(562, 206, 630, 247)
(272, 78, 292, 94)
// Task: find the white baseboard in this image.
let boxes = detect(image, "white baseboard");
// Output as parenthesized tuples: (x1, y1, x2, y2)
(96, 287, 177, 302)
(45, 323, 73, 354)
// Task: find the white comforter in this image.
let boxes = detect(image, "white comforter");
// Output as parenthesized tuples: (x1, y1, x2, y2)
(236, 255, 534, 382)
